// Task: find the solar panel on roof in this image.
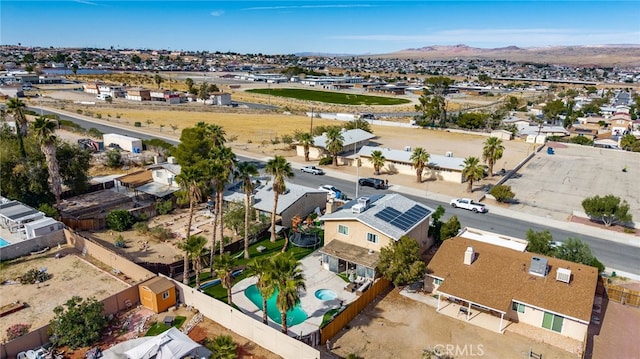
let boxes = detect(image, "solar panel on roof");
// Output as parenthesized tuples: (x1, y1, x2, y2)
(374, 205, 430, 231)
(374, 207, 402, 223)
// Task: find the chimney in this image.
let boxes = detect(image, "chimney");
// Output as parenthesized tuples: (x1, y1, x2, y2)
(463, 246, 475, 265)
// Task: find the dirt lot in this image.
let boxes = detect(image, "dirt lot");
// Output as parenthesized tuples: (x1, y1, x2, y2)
(0, 246, 130, 342)
(327, 288, 581, 359)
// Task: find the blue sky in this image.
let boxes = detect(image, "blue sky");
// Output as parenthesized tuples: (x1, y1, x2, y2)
(2, 1, 639, 54)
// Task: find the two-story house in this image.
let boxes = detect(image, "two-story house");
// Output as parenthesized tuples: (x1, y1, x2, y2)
(319, 194, 434, 281)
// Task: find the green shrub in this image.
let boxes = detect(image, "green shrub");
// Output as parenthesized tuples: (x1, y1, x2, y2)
(319, 156, 333, 166)
(150, 226, 172, 241)
(19, 268, 51, 284)
(155, 200, 174, 215)
(106, 210, 135, 231)
(133, 222, 150, 234)
(134, 121, 142, 127)
(114, 235, 127, 248)
(205, 335, 237, 359)
(489, 184, 515, 203)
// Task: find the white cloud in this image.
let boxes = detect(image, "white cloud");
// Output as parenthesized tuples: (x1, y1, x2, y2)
(330, 28, 640, 47)
(210, 10, 224, 17)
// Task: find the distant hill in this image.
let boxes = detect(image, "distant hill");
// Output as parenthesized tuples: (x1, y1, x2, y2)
(374, 44, 640, 67)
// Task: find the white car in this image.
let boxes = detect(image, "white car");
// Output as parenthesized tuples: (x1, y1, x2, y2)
(318, 185, 341, 199)
(301, 165, 324, 175)
(450, 198, 487, 213)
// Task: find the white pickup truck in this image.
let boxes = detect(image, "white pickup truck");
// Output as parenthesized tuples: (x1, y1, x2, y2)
(450, 198, 487, 213)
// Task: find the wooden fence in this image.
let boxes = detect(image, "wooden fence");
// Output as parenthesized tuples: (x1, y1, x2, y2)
(602, 280, 640, 307)
(320, 277, 391, 344)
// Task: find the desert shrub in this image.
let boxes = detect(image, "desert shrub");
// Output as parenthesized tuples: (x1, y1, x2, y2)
(489, 184, 515, 203)
(114, 235, 127, 248)
(205, 334, 237, 359)
(76, 109, 83, 115)
(106, 210, 135, 231)
(6, 323, 30, 341)
(133, 222, 149, 234)
(155, 200, 174, 215)
(134, 121, 142, 127)
(38, 203, 59, 218)
(19, 268, 51, 284)
(319, 156, 333, 166)
(87, 127, 103, 138)
(95, 113, 102, 119)
(150, 226, 172, 241)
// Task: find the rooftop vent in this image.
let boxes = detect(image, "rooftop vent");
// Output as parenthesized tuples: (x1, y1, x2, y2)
(352, 203, 366, 214)
(529, 256, 548, 277)
(556, 268, 572, 283)
(167, 156, 177, 164)
(463, 246, 475, 265)
(445, 151, 453, 157)
(404, 146, 412, 152)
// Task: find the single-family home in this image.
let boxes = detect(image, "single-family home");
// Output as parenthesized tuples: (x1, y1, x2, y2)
(319, 194, 434, 280)
(357, 145, 466, 183)
(609, 113, 632, 137)
(425, 228, 598, 341)
(126, 87, 151, 102)
(137, 157, 182, 199)
(296, 128, 376, 161)
(223, 178, 327, 232)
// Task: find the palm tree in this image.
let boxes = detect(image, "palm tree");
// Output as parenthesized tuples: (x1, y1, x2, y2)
(246, 257, 276, 325)
(236, 161, 258, 259)
(265, 156, 294, 242)
(369, 150, 386, 175)
(211, 146, 237, 257)
(462, 156, 486, 193)
(325, 127, 344, 166)
(177, 235, 207, 289)
(32, 117, 62, 206)
(7, 97, 28, 158)
(297, 132, 314, 162)
(271, 254, 306, 334)
(410, 147, 431, 183)
(214, 253, 237, 305)
(175, 166, 203, 284)
(482, 137, 505, 177)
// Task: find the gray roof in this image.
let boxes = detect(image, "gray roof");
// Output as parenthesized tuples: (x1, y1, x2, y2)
(0, 198, 44, 224)
(358, 145, 465, 172)
(520, 125, 569, 136)
(313, 128, 376, 149)
(136, 182, 180, 198)
(146, 163, 181, 175)
(320, 193, 433, 240)
(223, 178, 324, 215)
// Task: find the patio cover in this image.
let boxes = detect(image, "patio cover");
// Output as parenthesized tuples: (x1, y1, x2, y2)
(320, 239, 380, 269)
(123, 327, 211, 359)
(136, 182, 180, 198)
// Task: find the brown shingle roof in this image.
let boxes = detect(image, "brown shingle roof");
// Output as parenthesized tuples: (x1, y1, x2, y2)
(141, 276, 174, 294)
(428, 237, 597, 322)
(116, 170, 152, 187)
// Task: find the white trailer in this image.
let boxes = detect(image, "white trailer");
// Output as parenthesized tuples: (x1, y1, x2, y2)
(102, 133, 143, 153)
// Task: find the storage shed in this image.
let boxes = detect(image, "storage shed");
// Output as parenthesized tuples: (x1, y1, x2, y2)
(138, 277, 176, 313)
(103, 133, 143, 153)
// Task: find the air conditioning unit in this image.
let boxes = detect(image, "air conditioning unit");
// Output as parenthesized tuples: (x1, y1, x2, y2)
(556, 268, 572, 283)
(352, 203, 365, 214)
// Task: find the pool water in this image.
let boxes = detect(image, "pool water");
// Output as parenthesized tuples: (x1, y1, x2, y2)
(314, 289, 338, 301)
(244, 284, 308, 326)
(0, 238, 9, 247)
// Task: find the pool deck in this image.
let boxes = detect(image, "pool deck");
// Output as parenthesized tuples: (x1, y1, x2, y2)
(232, 250, 357, 336)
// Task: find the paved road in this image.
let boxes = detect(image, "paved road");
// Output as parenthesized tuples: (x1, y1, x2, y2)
(35, 106, 640, 275)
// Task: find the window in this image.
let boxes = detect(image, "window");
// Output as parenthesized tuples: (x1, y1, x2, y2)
(162, 290, 170, 300)
(542, 312, 564, 333)
(434, 278, 443, 285)
(338, 224, 349, 235)
(366, 233, 379, 243)
(511, 302, 525, 313)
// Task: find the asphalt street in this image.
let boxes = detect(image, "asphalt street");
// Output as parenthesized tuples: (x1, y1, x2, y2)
(32, 106, 640, 276)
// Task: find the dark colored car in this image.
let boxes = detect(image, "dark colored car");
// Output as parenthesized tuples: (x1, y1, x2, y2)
(358, 177, 386, 189)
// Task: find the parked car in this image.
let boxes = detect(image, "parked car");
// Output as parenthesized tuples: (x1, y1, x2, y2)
(318, 185, 342, 199)
(301, 165, 324, 175)
(449, 198, 487, 213)
(358, 177, 386, 189)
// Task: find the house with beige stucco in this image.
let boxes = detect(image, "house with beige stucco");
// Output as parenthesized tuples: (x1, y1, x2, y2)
(319, 193, 434, 282)
(425, 228, 598, 342)
(296, 128, 376, 161)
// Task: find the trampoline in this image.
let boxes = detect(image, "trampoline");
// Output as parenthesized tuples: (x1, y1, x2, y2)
(290, 231, 321, 248)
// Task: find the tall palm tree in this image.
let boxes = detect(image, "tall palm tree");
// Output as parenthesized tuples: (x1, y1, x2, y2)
(482, 136, 505, 177)
(410, 147, 431, 183)
(236, 161, 258, 259)
(271, 254, 306, 334)
(369, 150, 386, 175)
(325, 127, 344, 166)
(461, 156, 486, 193)
(175, 166, 203, 284)
(297, 132, 314, 162)
(32, 117, 62, 206)
(7, 97, 28, 158)
(177, 235, 207, 289)
(265, 156, 294, 242)
(246, 257, 276, 325)
(211, 146, 237, 257)
(214, 253, 237, 305)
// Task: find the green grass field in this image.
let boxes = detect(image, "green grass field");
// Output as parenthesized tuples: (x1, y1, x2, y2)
(247, 88, 411, 106)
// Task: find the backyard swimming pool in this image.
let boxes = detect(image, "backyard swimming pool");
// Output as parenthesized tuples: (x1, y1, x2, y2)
(314, 289, 337, 301)
(244, 284, 308, 326)
(0, 238, 9, 247)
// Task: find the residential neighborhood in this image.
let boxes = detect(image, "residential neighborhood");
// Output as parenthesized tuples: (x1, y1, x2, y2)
(1, 40, 639, 359)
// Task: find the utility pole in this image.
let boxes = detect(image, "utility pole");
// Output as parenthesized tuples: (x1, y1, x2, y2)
(310, 107, 314, 134)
